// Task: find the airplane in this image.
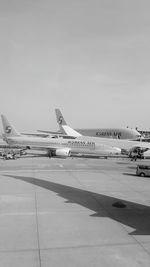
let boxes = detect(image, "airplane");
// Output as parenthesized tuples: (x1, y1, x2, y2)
(53, 109, 150, 157)
(55, 109, 141, 140)
(1, 114, 121, 158)
(37, 109, 141, 140)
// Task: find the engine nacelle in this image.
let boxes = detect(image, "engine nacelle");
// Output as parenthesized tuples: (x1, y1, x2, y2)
(53, 148, 71, 158)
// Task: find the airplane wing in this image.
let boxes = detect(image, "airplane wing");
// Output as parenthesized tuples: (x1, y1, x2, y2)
(37, 130, 76, 139)
(21, 132, 50, 138)
(22, 131, 75, 139)
(37, 130, 63, 135)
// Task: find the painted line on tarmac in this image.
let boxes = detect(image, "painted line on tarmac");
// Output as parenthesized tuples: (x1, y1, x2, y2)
(0, 169, 92, 173)
(0, 210, 86, 216)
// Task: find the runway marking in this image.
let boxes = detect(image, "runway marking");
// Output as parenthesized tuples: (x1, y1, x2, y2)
(0, 169, 93, 174)
(0, 210, 88, 216)
(0, 241, 138, 254)
(0, 212, 44, 218)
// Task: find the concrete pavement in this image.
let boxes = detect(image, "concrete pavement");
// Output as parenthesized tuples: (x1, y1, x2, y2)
(0, 157, 150, 266)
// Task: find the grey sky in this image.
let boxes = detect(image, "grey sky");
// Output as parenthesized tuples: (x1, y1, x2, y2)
(0, 0, 150, 132)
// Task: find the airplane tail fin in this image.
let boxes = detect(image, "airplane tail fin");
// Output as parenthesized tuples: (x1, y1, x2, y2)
(1, 114, 21, 137)
(55, 109, 82, 137)
(55, 109, 67, 126)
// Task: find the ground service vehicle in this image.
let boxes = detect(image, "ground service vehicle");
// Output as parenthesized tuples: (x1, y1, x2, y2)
(136, 165, 150, 177)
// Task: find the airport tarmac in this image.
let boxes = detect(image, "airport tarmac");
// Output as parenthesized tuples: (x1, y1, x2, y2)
(0, 156, 150, 267)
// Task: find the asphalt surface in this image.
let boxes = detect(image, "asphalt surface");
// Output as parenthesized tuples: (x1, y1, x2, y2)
(0, 156, 150, 267)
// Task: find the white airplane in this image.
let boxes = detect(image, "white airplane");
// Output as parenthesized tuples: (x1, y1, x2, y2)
(1, 115, 121, 158)
(55, 109, 141, 140)
(38, 109, 141, 140)
(53, 109, 150, 157)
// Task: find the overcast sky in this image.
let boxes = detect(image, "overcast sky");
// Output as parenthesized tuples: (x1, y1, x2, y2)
(0, 0, 150, 132)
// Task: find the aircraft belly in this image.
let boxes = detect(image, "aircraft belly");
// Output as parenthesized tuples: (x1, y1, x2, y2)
(71, 147, 94, 154)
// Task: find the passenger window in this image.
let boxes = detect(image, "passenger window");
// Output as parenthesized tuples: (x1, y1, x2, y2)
(139, 165, 150, 170)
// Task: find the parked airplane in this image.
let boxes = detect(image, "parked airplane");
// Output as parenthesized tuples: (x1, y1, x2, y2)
(54, 109, 150, 157)
(55, 109, 141, 140)
(1, 115, 121, 158)
(38, 109, 141, 140)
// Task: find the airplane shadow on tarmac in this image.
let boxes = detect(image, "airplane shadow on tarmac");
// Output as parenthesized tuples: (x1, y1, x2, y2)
(4, 174, 150, 236)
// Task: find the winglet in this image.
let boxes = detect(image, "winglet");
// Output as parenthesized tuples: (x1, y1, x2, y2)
(55, 109, 82, 137)
(1, 114, 21, 137)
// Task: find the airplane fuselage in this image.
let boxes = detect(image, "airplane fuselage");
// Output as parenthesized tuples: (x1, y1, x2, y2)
(76, 136, 150, 151)
(5, 135, 120, 156)
(76, 128, 141, 140)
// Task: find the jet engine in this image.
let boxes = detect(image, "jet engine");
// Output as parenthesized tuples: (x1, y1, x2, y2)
(49, 148, 71, 158)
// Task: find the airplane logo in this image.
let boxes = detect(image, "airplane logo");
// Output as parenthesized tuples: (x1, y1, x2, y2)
(58, 116, 63, 125)
(5, 126, 12, 133)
